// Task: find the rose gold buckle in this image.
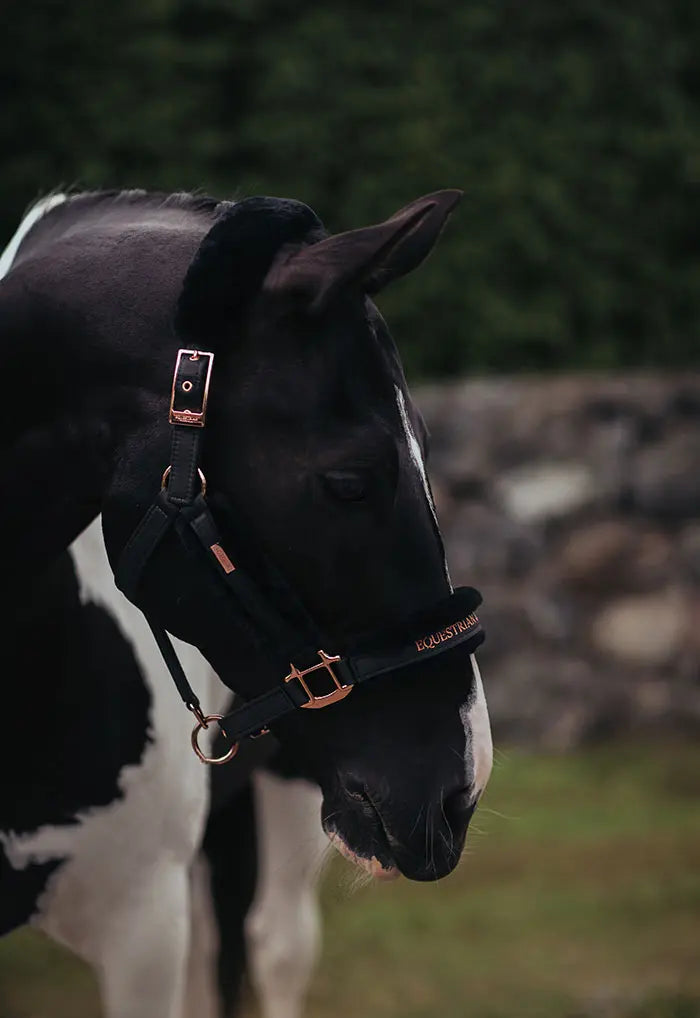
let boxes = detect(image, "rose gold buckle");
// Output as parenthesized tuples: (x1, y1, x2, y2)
(285, 650, 353, 709)
(169, 349, 214, 427)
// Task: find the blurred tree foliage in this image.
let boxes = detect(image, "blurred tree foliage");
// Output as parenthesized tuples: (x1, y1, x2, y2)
(1, 0, 698, 376)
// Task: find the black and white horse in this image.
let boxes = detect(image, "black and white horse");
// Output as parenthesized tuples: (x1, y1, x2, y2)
(0, 185, 492, 1009)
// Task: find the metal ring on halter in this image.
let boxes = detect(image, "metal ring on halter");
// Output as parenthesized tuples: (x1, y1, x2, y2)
(191, 713, 239, 765)
(161, 465, 207, 496)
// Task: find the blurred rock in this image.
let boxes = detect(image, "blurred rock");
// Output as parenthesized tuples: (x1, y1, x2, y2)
(445, 502, 541, 580)
(495, 462, 596, 524)
(679, 523, 700, 584)
(474, 586, 538, 661)
(591, 591, 687, 667)
(556, 521, 674, 593)
(556, 521, 635, 589)
(629, 430, 700, 520)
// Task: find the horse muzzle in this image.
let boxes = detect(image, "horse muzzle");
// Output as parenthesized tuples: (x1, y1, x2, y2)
(322, 781, 477, 882)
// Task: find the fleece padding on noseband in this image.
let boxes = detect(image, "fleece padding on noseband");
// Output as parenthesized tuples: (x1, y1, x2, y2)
(341, 586, 483, 683)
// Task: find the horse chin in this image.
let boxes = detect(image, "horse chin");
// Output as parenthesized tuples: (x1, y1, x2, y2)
(326, 830, 401, 882)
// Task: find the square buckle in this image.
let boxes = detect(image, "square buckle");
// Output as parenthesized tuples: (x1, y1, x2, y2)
(169, 349, 215, 427)
(286, 650, 353, 709)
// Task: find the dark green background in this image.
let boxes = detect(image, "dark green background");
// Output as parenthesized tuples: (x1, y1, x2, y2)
(2, 1, 698, 377)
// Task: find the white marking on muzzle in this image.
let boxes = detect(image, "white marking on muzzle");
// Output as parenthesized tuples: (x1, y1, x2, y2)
(326, 830, 400, 882)
(461, 654, 493, 799)
(0, 193, 67, 279)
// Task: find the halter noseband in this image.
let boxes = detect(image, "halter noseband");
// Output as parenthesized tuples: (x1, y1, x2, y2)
(116, 349, 485, 764)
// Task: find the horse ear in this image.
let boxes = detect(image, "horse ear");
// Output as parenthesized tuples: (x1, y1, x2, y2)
(262, 189, 463, 314)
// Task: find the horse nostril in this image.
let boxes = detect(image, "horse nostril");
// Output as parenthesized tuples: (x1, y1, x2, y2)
(442, 787, 477, 831)
(343, 777, 373, 807)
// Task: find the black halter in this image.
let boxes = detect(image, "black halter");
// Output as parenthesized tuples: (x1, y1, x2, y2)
(116, 349, 485, 763)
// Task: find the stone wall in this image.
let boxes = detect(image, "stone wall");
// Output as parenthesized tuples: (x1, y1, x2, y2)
(415, 373, 700, 749)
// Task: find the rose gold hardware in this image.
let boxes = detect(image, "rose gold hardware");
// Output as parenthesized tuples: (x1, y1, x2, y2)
(171, 409, 205, 425)
(250, 727, 270, 739)
(189, 703, 207, 727)
(161, 465, 207, 497)
(210, 543, 236, 573)
(182, 380, 193, 392)
(191, 713, 239, 765)
(169, 348, 214, 427)
(285, 650, 352, 709)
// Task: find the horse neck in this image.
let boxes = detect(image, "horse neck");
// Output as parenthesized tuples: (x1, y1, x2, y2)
(3, 410, 114, 593)
(0, 319, 146, 586)
(0, 200, 210, 586)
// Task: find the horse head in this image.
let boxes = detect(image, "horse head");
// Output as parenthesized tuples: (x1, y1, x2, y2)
(103, 190, 492, 881)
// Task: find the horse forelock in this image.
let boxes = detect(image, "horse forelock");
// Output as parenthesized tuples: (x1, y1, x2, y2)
(174, 196, 327, 343)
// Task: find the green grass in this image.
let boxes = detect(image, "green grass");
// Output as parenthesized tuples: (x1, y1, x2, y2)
(1, 740, 699, 1018)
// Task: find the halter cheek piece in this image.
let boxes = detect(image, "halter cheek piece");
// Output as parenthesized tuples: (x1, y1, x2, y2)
(116, 349, 485, 764)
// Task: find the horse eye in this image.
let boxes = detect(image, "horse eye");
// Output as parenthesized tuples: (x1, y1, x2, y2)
(321, 470, 368, 501)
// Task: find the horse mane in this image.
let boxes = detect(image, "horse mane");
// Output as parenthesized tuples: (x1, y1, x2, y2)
(26, 187, 224, 219)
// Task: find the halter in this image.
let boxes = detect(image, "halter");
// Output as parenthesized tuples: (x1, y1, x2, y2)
(116, 349, 485, 764)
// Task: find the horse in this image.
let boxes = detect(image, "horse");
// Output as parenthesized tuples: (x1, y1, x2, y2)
(0, 184, 492, 1006)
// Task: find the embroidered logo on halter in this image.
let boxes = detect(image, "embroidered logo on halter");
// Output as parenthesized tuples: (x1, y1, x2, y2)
(414, 613, 480, 653)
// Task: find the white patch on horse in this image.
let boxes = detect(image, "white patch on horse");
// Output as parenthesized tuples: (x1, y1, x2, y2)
(244, 770, 329, 1018)
(0, 193, 67, 279)
(394, 385, 452, 589)
(0, 518, 225, 1018)
(394, 386, 492, 796)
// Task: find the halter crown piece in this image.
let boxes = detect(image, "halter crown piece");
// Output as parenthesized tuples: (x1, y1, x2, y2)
(116, 349, 485, 764)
